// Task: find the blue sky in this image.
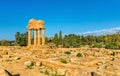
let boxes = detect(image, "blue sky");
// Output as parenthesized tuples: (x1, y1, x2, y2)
(0, 0, 120, 40)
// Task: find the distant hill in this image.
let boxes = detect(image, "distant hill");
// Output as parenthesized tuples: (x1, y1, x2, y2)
(81, 27, 120, 36)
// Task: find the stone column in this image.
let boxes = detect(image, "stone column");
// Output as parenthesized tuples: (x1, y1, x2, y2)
(42, 28, 45, 45)
(28, 29, 31, 46)
(38, 29, 40, 46)
(34, 29, 37, 46)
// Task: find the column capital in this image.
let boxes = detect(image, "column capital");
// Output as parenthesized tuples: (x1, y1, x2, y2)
(37, 28, 40, 30)
(34, 29, 37, 30)
(28, 28, 32, 30)
(42, 28, 45, 30)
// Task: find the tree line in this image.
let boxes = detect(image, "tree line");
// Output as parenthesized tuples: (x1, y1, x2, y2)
(1, 31, 120, 49)
(46, 32, 120, 49)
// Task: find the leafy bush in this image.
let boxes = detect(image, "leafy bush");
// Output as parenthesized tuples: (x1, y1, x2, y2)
(52, 72, 57, 76)
(92, 43, 103, 48)
(64, 51, 71, 54)
(105, 43, 117, 49)
(45, 70, 49, 75)
(27, 62, 35, 69)
(76, 53, 83, 57)
(60, 58, 67, 64)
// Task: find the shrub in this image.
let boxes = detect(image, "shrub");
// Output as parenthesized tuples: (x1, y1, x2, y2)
(52, 72, 57, 76)
(45, 70, 49, 75)
(76, 53, 83, 57)
(60, 58, 67, 64)
(27, 62, 35, 69)
(105, 43, 117, 49)
(92, 43, 103, 48)
(64, 51, 71, 54)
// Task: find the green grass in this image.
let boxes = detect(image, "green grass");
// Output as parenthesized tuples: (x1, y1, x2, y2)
(45, 70, 49, 75)
(76, 53, 83, 57)
(60, 58, 67, 64)
(52, 72, 57, 76)
(64, 51, 71, 55)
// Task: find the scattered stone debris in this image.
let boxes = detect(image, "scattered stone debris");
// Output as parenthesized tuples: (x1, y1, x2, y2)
(0, 55, 2, 58)
(57, 68, 66, 76)
(0, 46, 120, 76)
(91, 71, 106, 76)
(24, 61, 33, 66)
(0, 69, 20, 76)
(13, 57, 21, 60)
(35, 61, 42, 66)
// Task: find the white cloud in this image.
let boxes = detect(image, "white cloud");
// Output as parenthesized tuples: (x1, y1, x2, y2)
(80, 27, 120, 36)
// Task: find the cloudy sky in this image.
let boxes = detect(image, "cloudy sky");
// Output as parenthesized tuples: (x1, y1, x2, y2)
(0, 0, 120, 40)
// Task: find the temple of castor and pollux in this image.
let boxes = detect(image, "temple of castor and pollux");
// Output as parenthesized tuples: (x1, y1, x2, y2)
(27, 18, 47, 49)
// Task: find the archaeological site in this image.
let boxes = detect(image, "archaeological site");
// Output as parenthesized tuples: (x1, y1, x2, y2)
(0, 19, 120, 76)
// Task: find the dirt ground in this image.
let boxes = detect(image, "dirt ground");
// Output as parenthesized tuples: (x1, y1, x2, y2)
(0, 46, 120, 76)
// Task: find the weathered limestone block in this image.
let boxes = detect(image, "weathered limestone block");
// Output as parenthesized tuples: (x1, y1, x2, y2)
(2, 51, 8, 55)
(0, 69, 10, 76)
(2, 55, 10, 58)
(24, 61, 33, 66)
(0, 55, 2, 58)
(13, 57, 21, 60)
(91, 71, 106, 76)
(36, 61, 42, 66)
(116, 55, 120, 59)
(40, 68, 46, 73)
(0, 69, 20, 76)
(57, 68, 66, 76)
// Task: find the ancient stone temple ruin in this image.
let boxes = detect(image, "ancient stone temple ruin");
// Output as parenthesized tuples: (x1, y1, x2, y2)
(27, 18, 45, 49)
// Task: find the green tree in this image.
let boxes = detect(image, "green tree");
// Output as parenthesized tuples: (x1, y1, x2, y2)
(105, 43, 117, 49)
(45, 37, 48, 44)
(53, 33, 59, 46)
(15, 32, 21, 45)
(63, 34, 81, 48)
(0, 40, 10, 46)
(15, 32, 27, 46)
(19, 33, 27, 46)
(59, 30, 62, 45)
(81, 36, 88, 45)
